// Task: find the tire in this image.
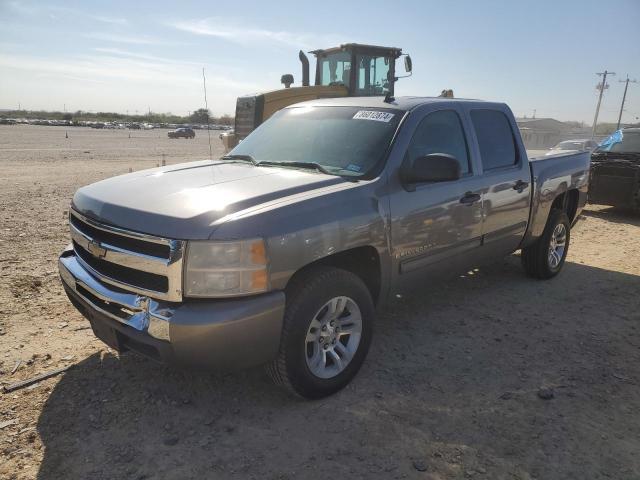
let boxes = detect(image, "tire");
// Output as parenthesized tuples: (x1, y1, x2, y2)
(266, 266, 374, 399)
(521, 209, 571, 279)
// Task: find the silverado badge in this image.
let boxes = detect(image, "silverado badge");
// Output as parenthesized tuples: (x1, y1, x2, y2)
(87, 240, 107, 259)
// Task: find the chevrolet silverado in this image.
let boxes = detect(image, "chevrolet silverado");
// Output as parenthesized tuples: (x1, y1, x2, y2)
(59, 96, 590, 398)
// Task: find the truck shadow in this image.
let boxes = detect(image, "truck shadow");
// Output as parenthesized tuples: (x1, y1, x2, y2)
(582, 205, 640, 225)
(36, 258, 640, 479)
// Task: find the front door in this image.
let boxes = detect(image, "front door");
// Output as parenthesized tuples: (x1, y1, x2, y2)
(388, 107, 486, 293)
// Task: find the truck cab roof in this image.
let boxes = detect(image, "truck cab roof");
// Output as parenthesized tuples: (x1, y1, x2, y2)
(287, 95, 502, 112)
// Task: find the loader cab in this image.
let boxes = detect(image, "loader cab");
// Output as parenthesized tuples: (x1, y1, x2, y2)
(310, 44, 407, 96)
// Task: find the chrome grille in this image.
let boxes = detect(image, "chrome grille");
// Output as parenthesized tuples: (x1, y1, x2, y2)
(69, 210, 184, 301)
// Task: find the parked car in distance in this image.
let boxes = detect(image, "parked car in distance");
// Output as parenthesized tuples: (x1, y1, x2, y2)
(59, 96, 590, 399)
(589, 127, 640, 211)
(168, 127, 195, 139)
(545, 139, 599, 156)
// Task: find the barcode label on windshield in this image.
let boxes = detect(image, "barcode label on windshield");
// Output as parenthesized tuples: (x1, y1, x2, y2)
(353, 110, 395, 122)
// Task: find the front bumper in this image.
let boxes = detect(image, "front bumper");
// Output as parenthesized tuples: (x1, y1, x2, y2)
(59, 247, 285, 371)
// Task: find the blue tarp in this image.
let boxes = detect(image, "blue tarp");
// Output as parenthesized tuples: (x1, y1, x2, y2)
(598, 130, 623, 151)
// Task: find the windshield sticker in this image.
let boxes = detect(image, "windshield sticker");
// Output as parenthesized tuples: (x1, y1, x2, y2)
(353, 110, 395, 123)
(345, 164, 362, 172)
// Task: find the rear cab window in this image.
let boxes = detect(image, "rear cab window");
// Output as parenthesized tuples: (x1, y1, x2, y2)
(470, 109, 519, 171)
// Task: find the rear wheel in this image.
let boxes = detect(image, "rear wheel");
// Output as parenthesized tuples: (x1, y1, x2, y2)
(266, 266, 374, 399)
(521, 209, 571, 279)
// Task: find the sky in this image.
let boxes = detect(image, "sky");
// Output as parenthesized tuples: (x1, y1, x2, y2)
(0, 0, 639, 123)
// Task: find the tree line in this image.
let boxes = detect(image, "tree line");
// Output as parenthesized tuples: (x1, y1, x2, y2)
(0, 108, 233, 125)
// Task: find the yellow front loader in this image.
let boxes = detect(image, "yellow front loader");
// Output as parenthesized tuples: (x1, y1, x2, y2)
(221, 43, 413, 151)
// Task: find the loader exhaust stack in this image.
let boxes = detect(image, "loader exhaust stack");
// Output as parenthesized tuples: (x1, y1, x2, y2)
(299, 50, 310, 87)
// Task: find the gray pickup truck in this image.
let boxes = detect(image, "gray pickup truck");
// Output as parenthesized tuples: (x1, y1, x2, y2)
(59, 96, 590, 398)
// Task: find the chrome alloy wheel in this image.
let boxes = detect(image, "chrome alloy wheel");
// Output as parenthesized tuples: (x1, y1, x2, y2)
(548, 223, 567, 269)
(304, 296, 363, 379)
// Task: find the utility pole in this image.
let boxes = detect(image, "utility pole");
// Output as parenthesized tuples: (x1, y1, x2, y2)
(591, 70, 615, 139)
(616, 75, 638, 130)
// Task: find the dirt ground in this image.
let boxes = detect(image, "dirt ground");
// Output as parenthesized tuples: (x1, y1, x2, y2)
(1, 125, 639, 480)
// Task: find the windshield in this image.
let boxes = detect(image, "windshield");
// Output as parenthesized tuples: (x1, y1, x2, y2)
(596, 130, 640, 153)
(318, 52, 351, 87)
(229, 106, 403, 177)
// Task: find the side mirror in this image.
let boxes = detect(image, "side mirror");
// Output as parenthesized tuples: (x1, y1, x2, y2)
(404, 55, 412, 73)
(401, 153, 461, 186)
(280, 74, 294, 88)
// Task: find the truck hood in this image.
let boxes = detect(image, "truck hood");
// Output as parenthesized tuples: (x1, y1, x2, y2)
(72, 160, 345, 239)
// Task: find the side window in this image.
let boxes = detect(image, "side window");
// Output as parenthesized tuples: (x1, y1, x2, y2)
(405, 110, 471, 175)
(470, 110, 518, 170)
(355, 55, 391, 95)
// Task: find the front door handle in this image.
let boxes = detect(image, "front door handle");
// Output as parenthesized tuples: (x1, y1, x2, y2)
(460, 192, 481, 205)
(513, 180, 529, 192)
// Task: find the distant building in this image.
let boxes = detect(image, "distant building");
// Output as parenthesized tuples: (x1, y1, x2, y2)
(516, 117, 589, 149)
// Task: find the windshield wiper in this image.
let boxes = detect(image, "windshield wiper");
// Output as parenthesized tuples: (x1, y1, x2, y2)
(256, 160, 333, 175)
(219, 154, 258, 165)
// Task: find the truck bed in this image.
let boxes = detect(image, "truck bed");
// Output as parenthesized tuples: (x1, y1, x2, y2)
(523, 150, 591, 246)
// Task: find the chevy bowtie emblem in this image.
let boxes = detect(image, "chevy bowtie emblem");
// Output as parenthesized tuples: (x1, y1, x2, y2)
(87, 240, 107, 259)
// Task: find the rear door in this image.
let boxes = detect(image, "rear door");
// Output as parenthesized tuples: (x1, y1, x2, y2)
(466, 108, 532, 255)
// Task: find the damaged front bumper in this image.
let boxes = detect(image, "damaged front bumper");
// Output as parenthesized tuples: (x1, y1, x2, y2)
(59, 247, 285, 371)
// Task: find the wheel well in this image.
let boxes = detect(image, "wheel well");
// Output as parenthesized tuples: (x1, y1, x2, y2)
(286, 247, 381, 304)
(551, 189, 579, 222)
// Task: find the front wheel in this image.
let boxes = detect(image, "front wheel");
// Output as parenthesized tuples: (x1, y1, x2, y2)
(521, 209, 571, 279)
(266, 266, 374, 399)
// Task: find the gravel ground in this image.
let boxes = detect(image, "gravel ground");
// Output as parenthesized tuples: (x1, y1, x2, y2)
(1, 125, 639, 480)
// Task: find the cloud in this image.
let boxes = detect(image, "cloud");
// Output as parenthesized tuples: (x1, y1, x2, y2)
(92, 47, 185, 64)
(87, 14, 127, 26)
(169, 17, 344, 50)
(2, 0, 39, 15)
(0, 50, 265, 114)
(2, 2, 127, 25)
(0, 51, 265, 92)
(83, 32, 180, 46)
(33, 72, 108, 84)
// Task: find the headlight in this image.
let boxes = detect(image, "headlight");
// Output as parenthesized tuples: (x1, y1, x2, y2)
(184, 239, 268, 297)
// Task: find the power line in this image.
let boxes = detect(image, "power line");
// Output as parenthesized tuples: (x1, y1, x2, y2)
(616, 75, 638, 130)
(591, 70, 615, 138)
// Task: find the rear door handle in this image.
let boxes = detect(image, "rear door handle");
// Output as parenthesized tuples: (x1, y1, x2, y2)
(459, 192, 481, 205)
(513, 180, 529, 192)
